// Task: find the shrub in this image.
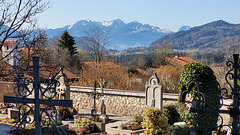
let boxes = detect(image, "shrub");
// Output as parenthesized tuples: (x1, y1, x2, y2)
(73, 117, 96, 133)
(170, 124, 191, 135)
(164, 104, 180, 125)
(178, 62, 220, 134)
(142, 107, 170, 135)
(133, 113, 143, 124)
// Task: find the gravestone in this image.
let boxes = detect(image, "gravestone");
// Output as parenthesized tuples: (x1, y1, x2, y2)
(145, 73, 163, 109)
(8, 108, 19, 121)
(56, 67, 70, 100)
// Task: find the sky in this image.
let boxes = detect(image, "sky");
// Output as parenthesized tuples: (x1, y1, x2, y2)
(37, 0, 240, 32)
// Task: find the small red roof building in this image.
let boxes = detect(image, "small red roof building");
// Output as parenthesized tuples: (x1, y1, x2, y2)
(165, 56, 195, 68)
(2, 40, 17, 46)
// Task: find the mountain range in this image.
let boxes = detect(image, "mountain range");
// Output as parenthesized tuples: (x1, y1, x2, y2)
(150, 20, 240, 54)
(46, 19, 172, 50)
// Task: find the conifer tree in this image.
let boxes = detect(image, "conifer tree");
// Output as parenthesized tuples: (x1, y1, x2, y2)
(58, 30, 77, 57)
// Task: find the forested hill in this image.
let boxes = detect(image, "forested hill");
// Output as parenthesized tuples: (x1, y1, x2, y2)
(150, 20, 240, 53)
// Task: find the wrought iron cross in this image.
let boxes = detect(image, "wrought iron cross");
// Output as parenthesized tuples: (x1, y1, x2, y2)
(91, 81, 97, 116)
(4, 57, 73, 135)
(98, 76, 107, 116)
(189, 54, 240, 134)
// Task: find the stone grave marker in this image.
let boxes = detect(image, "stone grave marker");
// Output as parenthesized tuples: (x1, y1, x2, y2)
(8, 108, 19, 121)
(56, 67, 70, 100)
(145, 73, 163, 109)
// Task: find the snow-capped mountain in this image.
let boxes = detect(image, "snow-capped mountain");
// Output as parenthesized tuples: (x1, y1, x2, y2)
(46, 19, 172, 50)
(178, 26, 191, 32)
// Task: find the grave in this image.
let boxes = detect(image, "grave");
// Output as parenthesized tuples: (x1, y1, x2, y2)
(8, 108, 19, 121)
(145, 73, 163, 109)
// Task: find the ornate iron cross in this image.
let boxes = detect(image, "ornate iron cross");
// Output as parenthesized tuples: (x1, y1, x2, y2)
(4, 57, 73, 135)
(188, 54, 240, 134)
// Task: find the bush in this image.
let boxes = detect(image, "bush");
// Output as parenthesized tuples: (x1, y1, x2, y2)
(170, 124, 191, 135)
(178, 62, 220, 134)
(133, 113, 143, 124)
(73, 117, 96, 134)
(142, 107, 170, 135)
(164, 104, 180, 125)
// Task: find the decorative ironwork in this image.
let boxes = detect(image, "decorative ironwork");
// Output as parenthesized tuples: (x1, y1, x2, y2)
(187, 54, 240, 134)
(4, 57, 73, 135)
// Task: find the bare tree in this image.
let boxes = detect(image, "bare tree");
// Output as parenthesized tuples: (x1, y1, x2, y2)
(82, 25, 110, 64)
(0, 0, 49, 80)
(0, 0, 49, 50)
(153, 42, 174, 67)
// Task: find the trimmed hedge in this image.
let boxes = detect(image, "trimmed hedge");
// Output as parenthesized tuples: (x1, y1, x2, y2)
(178, 62, 220, 134)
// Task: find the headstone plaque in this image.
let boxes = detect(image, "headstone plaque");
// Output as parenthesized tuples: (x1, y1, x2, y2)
(145, 73, 163, 109)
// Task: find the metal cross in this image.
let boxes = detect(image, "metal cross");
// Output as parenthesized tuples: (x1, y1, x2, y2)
(189, 54, 240, 134)
(4, 57, 73, 135)
(98, 76, 106, 116)
(91, 81, 97, 116)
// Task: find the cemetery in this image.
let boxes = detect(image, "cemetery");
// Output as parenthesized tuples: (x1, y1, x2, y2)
(0, 43, 237, 134)
(0, 54, 236, 135)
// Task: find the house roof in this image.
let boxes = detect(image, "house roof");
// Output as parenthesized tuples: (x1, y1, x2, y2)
(165, 56, 195, 68)
(2, 40, 17, 46)
(84, 61, 120, 68)
(128, 68, 150, 77)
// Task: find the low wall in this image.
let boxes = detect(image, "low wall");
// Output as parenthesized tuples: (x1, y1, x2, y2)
(0, 81, 15, 102)
(70, 86, 179, 116)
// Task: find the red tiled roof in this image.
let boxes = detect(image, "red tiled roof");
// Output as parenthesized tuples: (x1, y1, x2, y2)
(165, 56, 195, 68)
(84, 61, 120, 68)
(2, 40, 17, 46)
(135, 68, 149, 76)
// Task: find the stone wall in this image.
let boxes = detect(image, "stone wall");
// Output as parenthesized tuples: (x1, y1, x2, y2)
(0, 81, 15, 102)
(70, 86, 179, 116)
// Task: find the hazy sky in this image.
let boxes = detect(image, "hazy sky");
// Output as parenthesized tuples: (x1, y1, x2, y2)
(37, 0, 240, 32)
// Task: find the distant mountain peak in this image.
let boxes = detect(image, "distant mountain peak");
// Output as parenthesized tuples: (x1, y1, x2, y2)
(150, 20, 240, 54)
(102, 18, 125, 27)
(205, 20, 231, 27)
(178, 26, 191, 32)
(46, 19, 172, 50)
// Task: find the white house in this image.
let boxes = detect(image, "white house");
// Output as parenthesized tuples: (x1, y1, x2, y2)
(1, 40, 20, 66)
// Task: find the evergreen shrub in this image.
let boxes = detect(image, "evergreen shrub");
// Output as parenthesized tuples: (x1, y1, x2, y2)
(164, 104, 180, 125)
(170, 124, 191, 135)
(178, 62, 220, 134)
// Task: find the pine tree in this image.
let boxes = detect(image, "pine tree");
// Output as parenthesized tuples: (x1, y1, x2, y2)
(58, 30, 77, 57)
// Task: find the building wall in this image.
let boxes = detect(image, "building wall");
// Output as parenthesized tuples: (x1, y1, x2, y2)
(70, 86, 178, 116)
(2, 45, 20, 66)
